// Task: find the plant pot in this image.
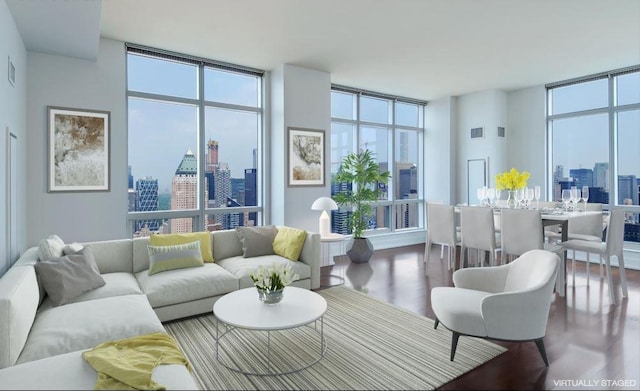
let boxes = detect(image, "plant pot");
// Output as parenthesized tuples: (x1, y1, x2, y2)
(346, 237, 374, 263)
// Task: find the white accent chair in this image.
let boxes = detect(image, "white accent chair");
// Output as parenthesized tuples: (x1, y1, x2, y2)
(425, 204, 460, 275)
(561, 208, 628, 304)
(431, 250, 560, 366)
(459, 207, 499, 268)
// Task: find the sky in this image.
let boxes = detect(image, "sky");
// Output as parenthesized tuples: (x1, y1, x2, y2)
(127, 54, 259, 193)
(551, 73, 640, 178)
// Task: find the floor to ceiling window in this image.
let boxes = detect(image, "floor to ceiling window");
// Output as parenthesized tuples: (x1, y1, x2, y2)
(547, 66, 640, 242)
(330, 87, 426, 235)
(126, 45, 264, 236)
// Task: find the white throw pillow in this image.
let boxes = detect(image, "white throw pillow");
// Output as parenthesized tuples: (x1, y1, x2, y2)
(37, 235, 65, 261)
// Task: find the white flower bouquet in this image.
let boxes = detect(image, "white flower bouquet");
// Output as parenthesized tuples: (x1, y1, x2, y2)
(250, 263, 299, 293)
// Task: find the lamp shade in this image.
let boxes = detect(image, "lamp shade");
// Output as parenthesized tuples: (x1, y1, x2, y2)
(311, 197, 338, 211)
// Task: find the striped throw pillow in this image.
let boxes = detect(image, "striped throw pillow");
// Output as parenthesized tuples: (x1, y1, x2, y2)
(147, 240, 204, 275)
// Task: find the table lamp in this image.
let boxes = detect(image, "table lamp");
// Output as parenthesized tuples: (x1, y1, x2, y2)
(311, 197, 338, 237)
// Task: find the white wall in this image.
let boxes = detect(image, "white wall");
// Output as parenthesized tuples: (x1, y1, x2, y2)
(506, 86, 547, 196)
(270, 64, 331, 233)
(425, 96, 456, 204)
(456, 89, 507, 204)
(26, 38, 127, 246)
(0, 0, 27, 276)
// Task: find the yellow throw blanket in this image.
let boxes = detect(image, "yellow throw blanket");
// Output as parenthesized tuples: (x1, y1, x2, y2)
(82, 332, 192, 390)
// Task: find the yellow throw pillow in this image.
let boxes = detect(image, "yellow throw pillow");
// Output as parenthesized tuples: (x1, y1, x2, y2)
(149, 232, 214, 263)
(147, 241, 204, 275)
(272, 227, 307, 261)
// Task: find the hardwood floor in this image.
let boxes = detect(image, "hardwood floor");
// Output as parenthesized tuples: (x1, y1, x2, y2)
(319, 245, 640, 390)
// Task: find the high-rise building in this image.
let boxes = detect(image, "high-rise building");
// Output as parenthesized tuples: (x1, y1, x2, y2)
(128, 165, 134, 189)
(206, 139, 219, 171)
(213, 163, 231, 206)
(618, 175, 638, 206)
(569, 168, 593, 189)
(231, 178, 245, 200)
(135, 177, 160, 232)
(397, 163, 418, 229)
(593, 162, 609, 189)
(128, 189, 137, 212)
(331, 178, 352, 235)
(171, 149, 204, 233)
(589, 186, 609, 204)
(244, 168, 257, 226)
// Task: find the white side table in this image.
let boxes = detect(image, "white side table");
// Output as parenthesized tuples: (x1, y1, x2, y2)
(320, 233, 346, 287)
(320, 233, 346, 266)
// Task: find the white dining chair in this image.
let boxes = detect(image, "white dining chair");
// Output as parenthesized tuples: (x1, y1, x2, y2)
(546, 204, 604, 285)
(561, 208, 628, 304)
(460, 206, 499, 268)
(425, 204, 460, 275)
(500, 209, 563, 263)
(425, 200, 450, 261)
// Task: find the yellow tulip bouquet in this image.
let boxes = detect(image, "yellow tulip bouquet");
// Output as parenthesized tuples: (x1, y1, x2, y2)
(495, 168, 530, 191)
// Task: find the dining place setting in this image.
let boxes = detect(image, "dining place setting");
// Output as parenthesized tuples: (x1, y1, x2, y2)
(426, 168, 628, 304)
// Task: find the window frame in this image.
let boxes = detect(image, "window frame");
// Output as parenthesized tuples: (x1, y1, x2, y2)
(330, 86, 426, 236)
(125, 45, 265, 235)
(547, 66, 640, 244)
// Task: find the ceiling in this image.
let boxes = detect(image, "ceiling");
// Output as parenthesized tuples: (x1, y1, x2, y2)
(8, 0, 640, 101)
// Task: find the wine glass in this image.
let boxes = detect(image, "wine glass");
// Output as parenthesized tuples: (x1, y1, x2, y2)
(526, 188, 535, 210)
(570, 187, 580, 212)
(534, 185, 541, 210)
(562, 189, 571, 211)
(581, 186, 589, 212)
(477, 187, 486, 206)
(487, 188, 496, 207)
(521, 187, 530, 209)
(495, 188, 502, 205)
(515, 189, 523, 209)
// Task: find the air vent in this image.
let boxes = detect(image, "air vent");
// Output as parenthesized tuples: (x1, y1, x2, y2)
(470, 127, 484, 139)
(498, 126, 505, 138)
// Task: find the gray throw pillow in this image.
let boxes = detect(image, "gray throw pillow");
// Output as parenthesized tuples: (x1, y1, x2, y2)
(34, 246, 106, 307)
(235, 225, 278, 258)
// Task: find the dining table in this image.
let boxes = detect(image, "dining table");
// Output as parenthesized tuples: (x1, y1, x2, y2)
(454, 205, 603, 297)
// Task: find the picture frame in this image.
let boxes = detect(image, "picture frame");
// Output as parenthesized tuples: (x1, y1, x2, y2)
(287, 127, 325, 187)
(47, 106, 111, 192)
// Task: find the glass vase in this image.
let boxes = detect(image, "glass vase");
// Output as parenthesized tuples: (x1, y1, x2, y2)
(257, 288, 284, 304)
(507, 190, 516, 209)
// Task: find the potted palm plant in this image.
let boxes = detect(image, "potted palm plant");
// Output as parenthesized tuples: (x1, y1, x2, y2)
(332, 149, 391, 263)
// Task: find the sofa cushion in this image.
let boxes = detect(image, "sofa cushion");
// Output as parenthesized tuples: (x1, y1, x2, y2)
(0, 349, 198, 390)
(37, 234, 65, 261)
(0, 266, 40, 369)
(150, 232, 214, 263)
(135, 263, 239, 308)
(235, 225, 277, 258)
(34, 247, 106, 307)
(147, 241, 204, 275)
(16, 295, 163, 365)
(38, 272, 143, 311)
(81, 238, 134, 274)
(211, 230, 243, 261)
(217, 255, 311, 289)
(273, 227, 307, 261)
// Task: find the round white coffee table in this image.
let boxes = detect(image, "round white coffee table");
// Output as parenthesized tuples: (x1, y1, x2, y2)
(213, 286, 327, 376)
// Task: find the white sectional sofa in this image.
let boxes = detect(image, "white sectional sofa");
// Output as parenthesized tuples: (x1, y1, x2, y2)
(0, 228, 320, 390)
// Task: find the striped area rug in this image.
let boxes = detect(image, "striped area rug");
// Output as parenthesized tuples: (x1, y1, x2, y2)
(164, 286, 506, 390)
